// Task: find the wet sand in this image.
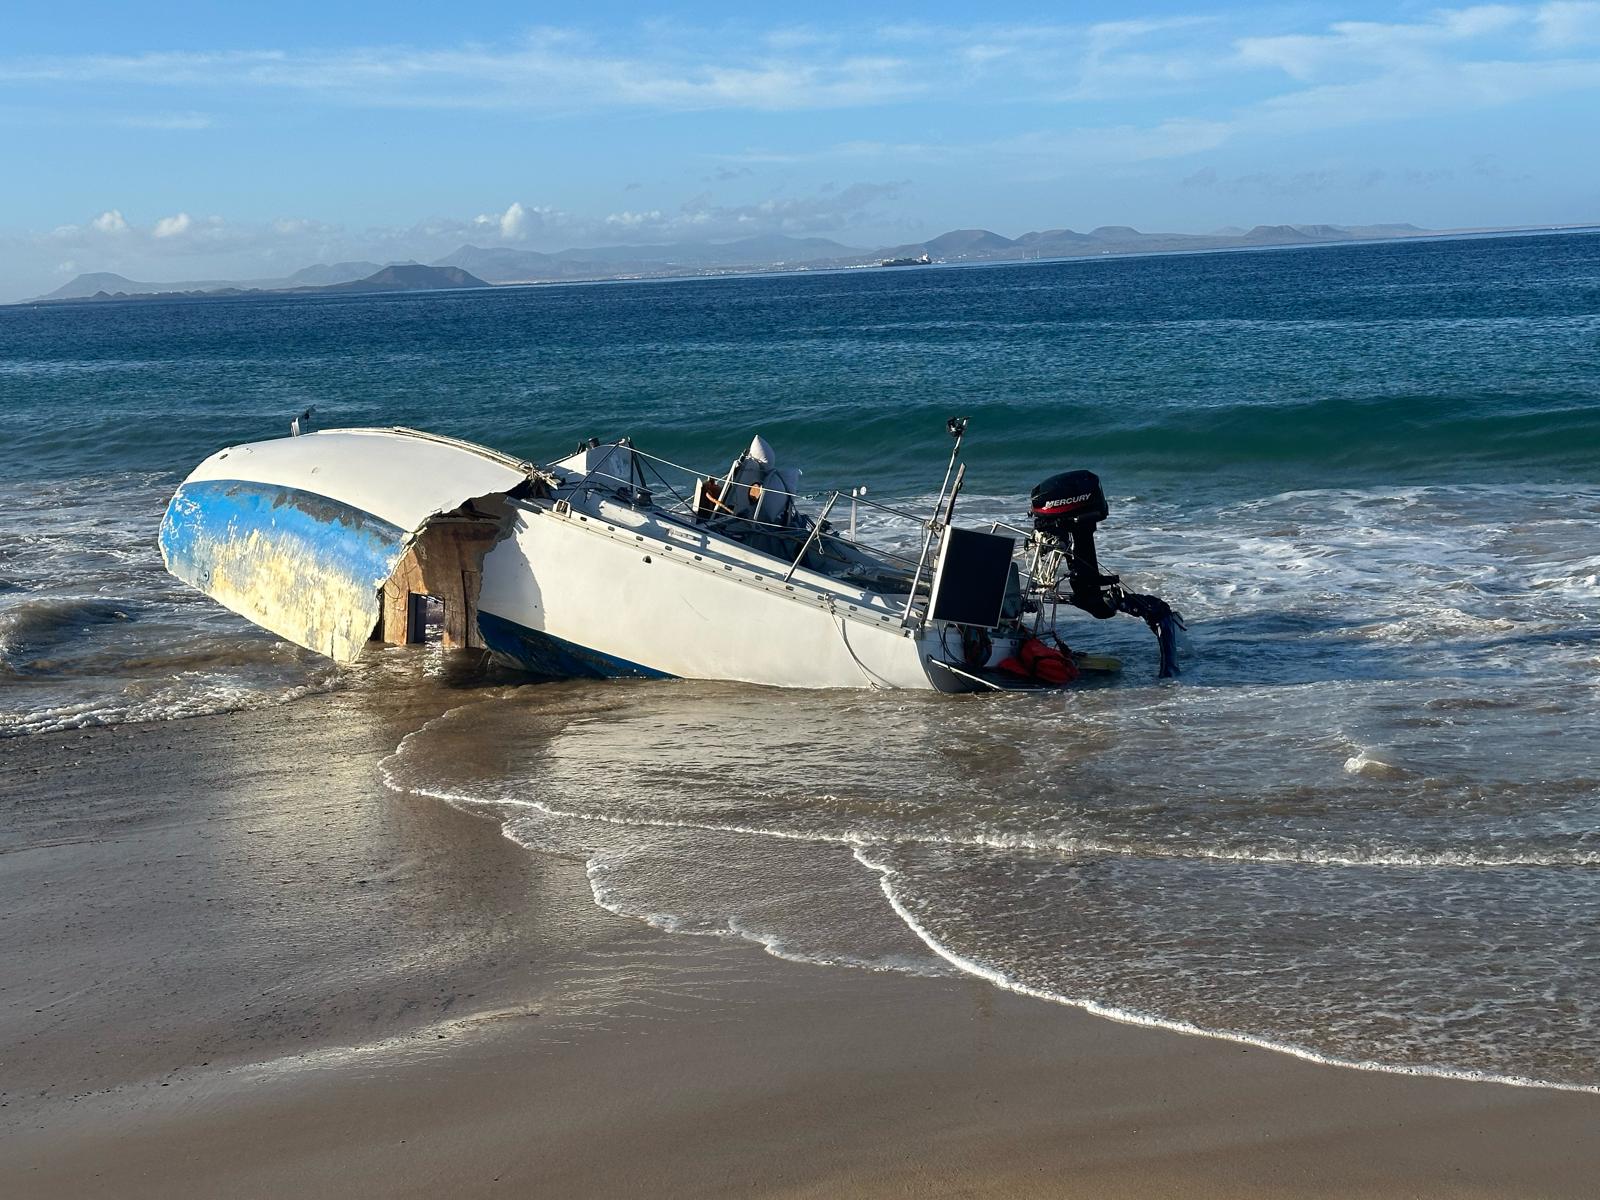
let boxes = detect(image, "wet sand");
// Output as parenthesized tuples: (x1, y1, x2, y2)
(3, 687, 1598, 1198)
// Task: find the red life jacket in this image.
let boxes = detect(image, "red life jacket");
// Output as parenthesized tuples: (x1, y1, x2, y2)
(998, 637, 1078, 685)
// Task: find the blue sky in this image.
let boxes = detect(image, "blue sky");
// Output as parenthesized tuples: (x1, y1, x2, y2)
(3, 1, 1598, 299)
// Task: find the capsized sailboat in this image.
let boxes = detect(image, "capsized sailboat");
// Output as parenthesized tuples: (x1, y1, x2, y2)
(159, 418, 1182, 691)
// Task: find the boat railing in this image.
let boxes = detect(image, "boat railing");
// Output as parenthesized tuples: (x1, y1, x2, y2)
(987, 520, 1033, 539)
(561, 443, 936, 579)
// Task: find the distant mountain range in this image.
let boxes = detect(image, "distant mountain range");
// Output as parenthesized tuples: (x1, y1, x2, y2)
(433, 234, 862, 282)
(315, 264, 487, 293)
(28, 221, 1537, 304)
(871, 222, 1430, 265)
(32, 263, 485, 303)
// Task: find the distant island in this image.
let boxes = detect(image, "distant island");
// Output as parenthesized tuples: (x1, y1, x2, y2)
(30, 263, 487, 305)
(23, 221, 1590, 305)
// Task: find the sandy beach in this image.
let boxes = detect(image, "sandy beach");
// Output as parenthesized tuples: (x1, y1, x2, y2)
(1, 685, 1596, 1199)
(6, 7, 1600, 1185)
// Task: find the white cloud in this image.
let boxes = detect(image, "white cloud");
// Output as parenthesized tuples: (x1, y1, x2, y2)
(709, 6, 1600, 172)
(1442, 5, 1527, 36)
(1233, 54, 1600, 146)
(992, 48, 1600, 169)
(271, 217, 334, 236)
(453, 181, 906, 247)
(467, 201, 558, 240)
(0, 40, 923, 114)
(152, 212, 193, 238)
(1018, 118, 1233, 163)
(1182, 164, 1461, 195)
(1236, 7, 1525, 80)
(24, 181, 906, 277)
(499, 201, 528, 239)
(0, 7, 1592, 126)
(667, 181, 907, 237)
(603, 210, 664, 230)
(37, 209, 245, 260)
(1536, 0, 1600, 45)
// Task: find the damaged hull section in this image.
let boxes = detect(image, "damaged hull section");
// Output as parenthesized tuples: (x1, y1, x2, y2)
(160, 479, 410, 662)
(159, 427, 534, 664)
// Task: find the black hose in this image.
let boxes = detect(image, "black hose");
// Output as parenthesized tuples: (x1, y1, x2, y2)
(1115, 592, 1186, 678)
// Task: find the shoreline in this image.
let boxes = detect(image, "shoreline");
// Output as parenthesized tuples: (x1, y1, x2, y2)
(5, 692, 1599, 1197)
(861, 844, 1600, 1099)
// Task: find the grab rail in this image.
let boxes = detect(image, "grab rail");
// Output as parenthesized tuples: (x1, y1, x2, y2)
(561, 442, 934, 561)
(782, 492, 839, 583)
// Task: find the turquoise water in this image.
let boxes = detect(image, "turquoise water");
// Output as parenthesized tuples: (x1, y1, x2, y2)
(4, 231, 1598, 490)
(3, 232, 1599, 1090)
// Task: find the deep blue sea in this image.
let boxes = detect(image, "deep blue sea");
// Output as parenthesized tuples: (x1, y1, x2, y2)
(3, 232, 1599, 1090)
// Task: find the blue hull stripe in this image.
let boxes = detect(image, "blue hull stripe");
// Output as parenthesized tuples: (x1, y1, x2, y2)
(477, 610, 673, 681)
(160, 478, 410, 661)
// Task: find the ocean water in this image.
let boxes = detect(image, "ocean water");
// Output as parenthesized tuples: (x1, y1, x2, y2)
(4, 232, 1599, 1089)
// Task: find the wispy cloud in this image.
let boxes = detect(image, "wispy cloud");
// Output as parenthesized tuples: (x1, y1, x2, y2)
(0, 37, 923, 114)
(1534, 0, 1600, 45)
(704, 5, 1600, 171)
(471, 182, 906, 245)
(1234, 6, 1528, 80)
(1182, 155, 1531, 195)
(115, 111, 215, 130)
(1, 7, 1593, 135)
(0, 104, 216, 131)
(872, 16, 1227, 100)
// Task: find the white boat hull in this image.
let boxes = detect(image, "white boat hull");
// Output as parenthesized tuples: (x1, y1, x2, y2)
(476, 501, 947, 689)
(159, 428, 1053, 693)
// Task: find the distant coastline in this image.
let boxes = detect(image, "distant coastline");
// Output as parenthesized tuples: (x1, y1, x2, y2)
(20, 221, 1596, 306)
(26, 263, 487, 306)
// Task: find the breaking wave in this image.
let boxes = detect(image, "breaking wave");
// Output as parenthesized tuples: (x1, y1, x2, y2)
(0, 672, 339, 739)
(856, 846, 1600, 1096)
(0, 597, 139, 675)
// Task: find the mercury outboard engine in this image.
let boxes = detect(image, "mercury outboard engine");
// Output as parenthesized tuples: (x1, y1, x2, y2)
(1031, 470, 1116, 618)
(1030, 469, 1185, 677)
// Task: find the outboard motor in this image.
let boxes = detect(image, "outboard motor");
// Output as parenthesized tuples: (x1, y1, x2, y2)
(1030, 470, 1116, 618)
(1030, 469, 1186, 678)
